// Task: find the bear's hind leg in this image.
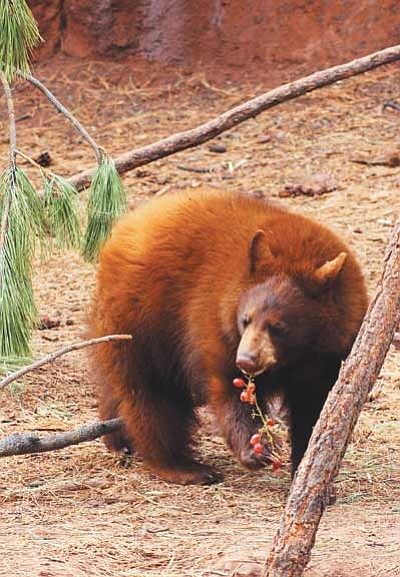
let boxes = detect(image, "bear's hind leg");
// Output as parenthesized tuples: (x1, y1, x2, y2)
(98, 392, 134, 455)
(119, 390, 222, 485)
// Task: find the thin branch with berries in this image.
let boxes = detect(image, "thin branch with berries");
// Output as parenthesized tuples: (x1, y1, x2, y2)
(233, 376, 283, 469)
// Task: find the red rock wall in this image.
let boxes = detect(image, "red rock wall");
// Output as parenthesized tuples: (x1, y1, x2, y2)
(29, 1, 400, 72)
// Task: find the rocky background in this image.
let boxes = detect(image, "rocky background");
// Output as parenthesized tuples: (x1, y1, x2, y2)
(30, 1, 400, 75)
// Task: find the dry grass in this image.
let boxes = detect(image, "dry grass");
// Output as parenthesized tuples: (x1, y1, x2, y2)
(0, 56, 399, 576)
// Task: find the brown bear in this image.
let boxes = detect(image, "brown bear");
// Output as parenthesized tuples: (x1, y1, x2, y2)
(87, 188, 368, 485)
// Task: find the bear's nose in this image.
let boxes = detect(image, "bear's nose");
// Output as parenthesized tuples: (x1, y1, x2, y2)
(236, 353, 257, 375)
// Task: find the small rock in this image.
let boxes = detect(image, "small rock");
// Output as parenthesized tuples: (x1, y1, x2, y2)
(208, 143, 227, 153)
(257, 134, 271, 144)
(275, 130, 287, 140)
(38, 316, 61, 330)
(280, 173, 336, 198)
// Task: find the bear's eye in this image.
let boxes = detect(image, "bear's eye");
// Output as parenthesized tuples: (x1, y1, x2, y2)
(241, 315, 251, 329)
(268, 322, 286, 337)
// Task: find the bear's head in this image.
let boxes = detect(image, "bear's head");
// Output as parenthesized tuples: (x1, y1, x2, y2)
(235, 230, 348, 376)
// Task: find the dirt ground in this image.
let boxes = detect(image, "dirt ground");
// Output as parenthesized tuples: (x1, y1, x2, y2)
(0, 56, 399, 576)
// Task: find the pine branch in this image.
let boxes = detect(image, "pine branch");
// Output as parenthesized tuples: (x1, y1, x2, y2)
(0, 0, 42, 82)
(0, 72, 16, 249)
(42, 173, 82, 250)
(16, 74, 127, 259)
(0, 73, 17, 163)
(21, 73, 103, 164)
(0, 72, 44, 357)
(82, 156, 127, 262)
(62, 44, 400, 191)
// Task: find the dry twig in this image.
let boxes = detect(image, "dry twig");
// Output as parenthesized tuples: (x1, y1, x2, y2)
(0, 334, 132, 390)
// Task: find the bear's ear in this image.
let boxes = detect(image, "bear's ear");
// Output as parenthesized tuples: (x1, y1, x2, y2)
(314, 252, 347, 286)
(249, 229, 274, 275)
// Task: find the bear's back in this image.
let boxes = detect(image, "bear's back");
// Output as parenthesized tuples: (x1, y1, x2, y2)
(93, 188, 367, 356)
(96, 190, 284, 316)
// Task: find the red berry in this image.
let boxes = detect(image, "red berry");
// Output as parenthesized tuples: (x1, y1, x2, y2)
(272, 460, 282, 470)
(267, 418, 275, 427)
(240, 390, 249, 403)
(247, 382, 256, 393)
(253, 443, 263, 455)
(233, 378, 245, 388)
(248, 394, 256, 405)
(250, 433, 261, 446)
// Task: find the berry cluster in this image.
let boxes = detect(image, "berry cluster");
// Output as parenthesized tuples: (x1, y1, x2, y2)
(232, 376, 282, 470)
(233, 378, 255, 404)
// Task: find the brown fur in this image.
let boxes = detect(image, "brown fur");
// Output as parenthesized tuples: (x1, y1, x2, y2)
(88, 189, 368, 484)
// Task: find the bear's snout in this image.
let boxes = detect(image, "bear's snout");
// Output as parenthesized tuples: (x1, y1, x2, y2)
(236, 353, 257, 374)
(236, 327, 277, 376)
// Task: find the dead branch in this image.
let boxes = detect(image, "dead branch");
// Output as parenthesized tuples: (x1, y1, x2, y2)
(0, 418, 123, 457)
(264, 215, 400, 577)
(64, 44, 400, 191)
(0, 334, 132, 390)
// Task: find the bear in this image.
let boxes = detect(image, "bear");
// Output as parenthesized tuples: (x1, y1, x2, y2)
(87, 188, 368, 485)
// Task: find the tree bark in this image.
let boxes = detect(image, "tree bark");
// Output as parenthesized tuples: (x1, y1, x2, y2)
(264, 216, 400, 576)
(63, 44, 400, 192)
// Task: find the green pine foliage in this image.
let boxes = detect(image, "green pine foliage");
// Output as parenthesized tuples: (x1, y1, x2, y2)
(0, 355, 31, 376)
(0, 166, 45, 357)
(0, 2, 129, 360)
(82, 155, 127, 263)
(0, 0, 42, 82)
(43, 173, 81, 250)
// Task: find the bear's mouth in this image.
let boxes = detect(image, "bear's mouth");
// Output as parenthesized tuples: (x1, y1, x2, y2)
(239, 362, 277, 379)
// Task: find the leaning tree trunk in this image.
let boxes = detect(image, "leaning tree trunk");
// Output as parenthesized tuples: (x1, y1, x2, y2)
(264, 216, 400, 576)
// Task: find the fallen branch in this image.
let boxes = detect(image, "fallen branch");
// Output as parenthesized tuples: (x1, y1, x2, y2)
(0, 418, 123, 457)
(0, 334, 132, 390)
(264, 215, 400, 576)
(63, 44, 400, 191)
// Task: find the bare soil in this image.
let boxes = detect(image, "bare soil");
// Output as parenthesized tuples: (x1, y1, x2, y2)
(0, 57, 399, 576)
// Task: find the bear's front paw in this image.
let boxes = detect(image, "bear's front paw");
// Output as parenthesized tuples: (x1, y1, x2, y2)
(239, 445, 271, 470)
(239, 430, 283, 471)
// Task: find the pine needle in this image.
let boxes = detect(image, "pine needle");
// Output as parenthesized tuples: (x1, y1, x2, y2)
(0, 355, 31, 377)
(43, 173, 81, 250)
(0, 166, 45, 357)
(0, 0, 42, 82)
(82, 155, 127, 263)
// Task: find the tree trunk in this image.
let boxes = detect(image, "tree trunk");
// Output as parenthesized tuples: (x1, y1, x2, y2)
(264, 217, 400, 576)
